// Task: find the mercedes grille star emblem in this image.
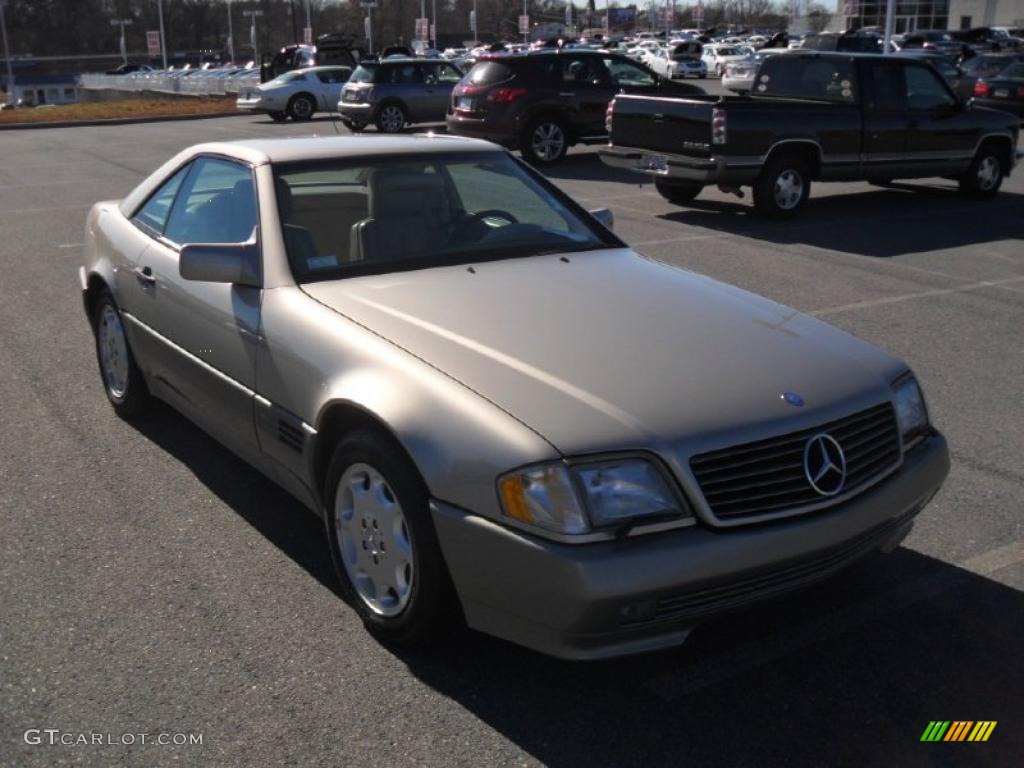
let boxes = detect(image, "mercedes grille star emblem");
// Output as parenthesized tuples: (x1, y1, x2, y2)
(804, 433, 847, 497)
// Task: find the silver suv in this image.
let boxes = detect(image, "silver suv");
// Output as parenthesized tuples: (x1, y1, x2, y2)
(338, 58, 463, 133)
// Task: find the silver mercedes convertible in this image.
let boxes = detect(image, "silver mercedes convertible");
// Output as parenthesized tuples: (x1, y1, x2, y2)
(80, 135, 949, 660)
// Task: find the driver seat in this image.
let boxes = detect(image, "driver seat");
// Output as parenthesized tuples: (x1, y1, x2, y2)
(349, 169, 450, 263)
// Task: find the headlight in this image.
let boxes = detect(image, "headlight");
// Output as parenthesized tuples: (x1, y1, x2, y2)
(892, 374, 929, 445)
(498, 457, 689, 535)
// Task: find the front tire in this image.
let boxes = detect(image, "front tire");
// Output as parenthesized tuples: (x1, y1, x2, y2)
(268, 110, 288, 122)
(93, 290, 150, 418)
(959, 146, 1004, 199)
(287, 94, 316, 121)
(324, 430, 459, 646)
(521, 116, 568, 165)
(753, 155, 811, 220)
(654, 177, 703, 205)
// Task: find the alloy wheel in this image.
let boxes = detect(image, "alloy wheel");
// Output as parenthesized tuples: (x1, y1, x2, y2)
(773, 169, 804, 211)
(531, 122, 565, 163)
(976, 156, 1000, 191)
(379, 106, 404, 132)
(98, 304, 129, 399)
(335, 463, 415, 617)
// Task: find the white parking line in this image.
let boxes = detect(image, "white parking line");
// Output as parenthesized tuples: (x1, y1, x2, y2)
(643, 538, 1024, 702)
(810, 276, 1024, 317)
(57, 243, 83, 249)
(2, 204, 91, 215)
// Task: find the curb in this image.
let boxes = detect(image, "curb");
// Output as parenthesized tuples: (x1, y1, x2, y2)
(0, 110, 248, 131)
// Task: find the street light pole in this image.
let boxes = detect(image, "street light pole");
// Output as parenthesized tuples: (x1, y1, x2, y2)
(0, 0, 14, 106)
(882, 0, 895, 53)
(156, 0, 167, 68)
(110, 19, 133, 66)
(226, 0, 235, 63)
(431, 0, 437, 49)
(304, 0, 312, 44)
(243, 9, 263, 64)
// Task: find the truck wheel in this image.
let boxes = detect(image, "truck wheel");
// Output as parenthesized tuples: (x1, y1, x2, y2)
(521, 116, 568, 165)
(959, 146, 1003, 199)
(288, 94, 316, 121)
(324, 430, 460, 646)
(654, 178, 703, 205)
(754, 155, 811, 220)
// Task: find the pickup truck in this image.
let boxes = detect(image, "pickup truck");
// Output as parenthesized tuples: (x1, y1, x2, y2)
(599, 52, 1020, 218)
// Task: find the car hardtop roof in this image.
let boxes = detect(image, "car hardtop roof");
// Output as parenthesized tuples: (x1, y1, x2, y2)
(184, 135, 501, 166)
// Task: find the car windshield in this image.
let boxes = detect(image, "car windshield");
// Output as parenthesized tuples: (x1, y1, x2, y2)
(349, 64, 378, 83)
(964, 55, 1018, 75)
(273, 151, 616, 282)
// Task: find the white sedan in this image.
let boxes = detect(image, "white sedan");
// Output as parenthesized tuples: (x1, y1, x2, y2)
(648, 46, 708, 79)
(722, 48, 791, 93)
(236, 65, 352, 122)
(702, 45, 753, 77)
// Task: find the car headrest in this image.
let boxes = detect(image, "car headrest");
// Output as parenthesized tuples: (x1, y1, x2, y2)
(368, 169, 446, 218)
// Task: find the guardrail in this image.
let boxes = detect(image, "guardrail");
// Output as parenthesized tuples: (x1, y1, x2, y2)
(79, 70, 260, 97)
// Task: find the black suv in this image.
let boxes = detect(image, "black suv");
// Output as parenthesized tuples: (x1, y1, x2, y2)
(445, 50, 704, 165)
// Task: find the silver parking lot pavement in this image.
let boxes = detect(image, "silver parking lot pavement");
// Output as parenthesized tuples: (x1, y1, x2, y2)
(1, 116, 1022, 767)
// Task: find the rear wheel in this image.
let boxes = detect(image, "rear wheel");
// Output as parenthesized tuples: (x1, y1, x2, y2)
(654, 178, 703, 205)
(324, 430, 459, 646)
(753, 155, 811, 220)
(288, 94, 316, 121)
(959, 146, 1004, 199)
(521, 116, 568, 165)
(93, 290, 150, 418)
(376, 103, 407, 133)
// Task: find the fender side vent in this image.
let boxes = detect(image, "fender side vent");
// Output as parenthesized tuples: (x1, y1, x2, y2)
(278, 420, 304, 454)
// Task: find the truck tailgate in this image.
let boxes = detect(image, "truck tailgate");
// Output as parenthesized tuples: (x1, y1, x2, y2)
(611, 94, 716, 157)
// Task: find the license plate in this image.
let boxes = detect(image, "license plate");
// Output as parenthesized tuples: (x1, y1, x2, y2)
(994, 88, 1009, 98)
(638, 153, 669, 173)
(458, 96, 474, 111)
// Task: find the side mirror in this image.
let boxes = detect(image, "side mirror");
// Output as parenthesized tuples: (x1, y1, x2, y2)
(589, 207, 614, 231)
(179, 228, 261, 286)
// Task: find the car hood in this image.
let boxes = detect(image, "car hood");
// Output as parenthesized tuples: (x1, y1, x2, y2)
(302, 249, 906, 456)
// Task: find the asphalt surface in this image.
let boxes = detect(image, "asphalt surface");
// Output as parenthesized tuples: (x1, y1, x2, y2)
(1, 105, 1022, 768)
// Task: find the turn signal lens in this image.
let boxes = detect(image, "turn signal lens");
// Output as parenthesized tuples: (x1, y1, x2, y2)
(711, 107, 727, 145)
(498, 464, 589, 534)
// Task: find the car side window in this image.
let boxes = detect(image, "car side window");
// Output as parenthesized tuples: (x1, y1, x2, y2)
(316, 68, 350, 84)
(904, 65, 956, 110)
(866, 61, 905, 110)
(164, 158, 256, 246)
(561, 56, 609, 86)
(394, 64, 422, 84)
(439, 64, 462, 83)
(603, 57, 656, 88)
(133, 165, 190, 234)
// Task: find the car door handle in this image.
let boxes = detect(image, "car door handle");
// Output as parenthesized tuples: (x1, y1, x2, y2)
(559, 92, 576, 97)
(134, 265, 156, 285)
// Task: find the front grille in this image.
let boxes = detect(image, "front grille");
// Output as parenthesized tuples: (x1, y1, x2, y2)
(690, 402, 900, 522)
(619, 505, 917, 629)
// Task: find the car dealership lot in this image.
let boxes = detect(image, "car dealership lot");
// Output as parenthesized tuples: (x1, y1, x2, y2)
(1, 116, 1022, 766)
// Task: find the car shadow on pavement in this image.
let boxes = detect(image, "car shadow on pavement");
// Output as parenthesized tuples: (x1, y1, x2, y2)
(655, 185, 1024, 259)
(127, 402, 1023, 765)
(540, 152, 657, 185)
(392, 546, 1024, 767)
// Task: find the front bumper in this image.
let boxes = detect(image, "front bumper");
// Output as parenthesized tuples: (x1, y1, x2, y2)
(236, 97, 275, 112)
(432, 432, 949, 660)
(338, 102, 374, 121)
(600, 145, 760, 185)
